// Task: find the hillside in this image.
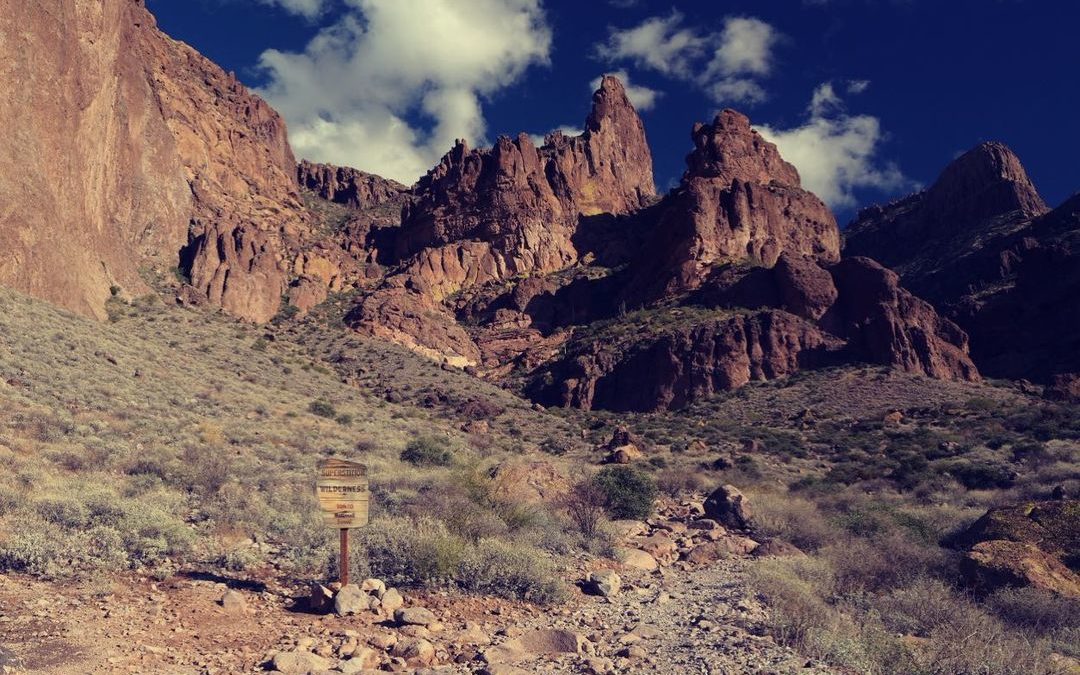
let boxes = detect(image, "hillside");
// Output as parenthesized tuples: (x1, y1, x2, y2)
(0, 287, 1076, 673)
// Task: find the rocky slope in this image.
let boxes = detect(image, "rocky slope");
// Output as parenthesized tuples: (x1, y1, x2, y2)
(845, 143, 1080, 382)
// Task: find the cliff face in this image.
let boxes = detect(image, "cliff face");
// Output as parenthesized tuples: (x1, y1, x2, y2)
(0, 3, 982, 412)
(0, 0, 191, 319)
(846, 142, 1080, 383)
(1, 0, 313, 323)
(624, 111, 841, 303)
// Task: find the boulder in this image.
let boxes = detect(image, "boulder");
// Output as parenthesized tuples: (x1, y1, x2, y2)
(617, 548, 659, 571)
(395, 607, 437, 626)
(961, 540, 1080, 598)
(334, 584, 372, 616)
(218, 589, 247, 613)
(390, 637, 436, 668)
(270, 650, 332, 674)
(703, 485, 754, 531)
(586, 570, 621, 597)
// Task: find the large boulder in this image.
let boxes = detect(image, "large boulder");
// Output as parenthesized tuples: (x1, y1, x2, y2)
(952, 500, 1080, 597)
(703, 485, 754, 531)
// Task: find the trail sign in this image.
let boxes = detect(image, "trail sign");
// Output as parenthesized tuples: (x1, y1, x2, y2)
(317, 458, 369, 587)
(315, 458, 370, 529)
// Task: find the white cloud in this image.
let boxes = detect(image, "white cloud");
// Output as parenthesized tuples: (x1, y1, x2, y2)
(600, 14, 779, 105)
(706, 17, 778, 78)
(258, 0, 328, 19)
(589, 71, 661, 111)
(601, 12, 706, 78)
(756, 82, 912, 208)
(256, 0, 551, 184)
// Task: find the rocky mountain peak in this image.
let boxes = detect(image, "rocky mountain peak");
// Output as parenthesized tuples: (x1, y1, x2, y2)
(924, 141, 1048, 225)
(685, 109, 801, 187)
(297, 160, 410, 209)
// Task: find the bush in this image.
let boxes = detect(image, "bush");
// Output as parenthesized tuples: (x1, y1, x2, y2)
(400, 436, 454, 467)
(564, 479, 606, 538)
(349, 517, 563, 604)
(591, 465, 657, 520)
(308, 399, 338, 419)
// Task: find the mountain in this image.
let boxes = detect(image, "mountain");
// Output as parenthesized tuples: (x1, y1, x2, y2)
(0, 2, 977, 412)
(846, 143, 1080, 382)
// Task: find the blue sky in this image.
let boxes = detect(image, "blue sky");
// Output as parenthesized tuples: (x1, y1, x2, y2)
(148, 0, 1079, 222)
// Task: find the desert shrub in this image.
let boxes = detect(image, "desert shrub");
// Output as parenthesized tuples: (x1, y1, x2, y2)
(591, 465, 657, 520)
(986, 586, 1080, 656)
(939, 459, 1016, 489)
(456, 538, 564, 604)
(400, 436, 454, 467)
(348, 516, 562, 603)
(751, 493, 838, 552)
(308, 399, 338, 419)
(564, 479, 606, 538)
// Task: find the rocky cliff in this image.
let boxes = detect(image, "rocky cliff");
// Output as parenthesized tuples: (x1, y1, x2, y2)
(845, 143, 1080, 383)
(0, 0, 322, 323)
(624, 111, 840, 303)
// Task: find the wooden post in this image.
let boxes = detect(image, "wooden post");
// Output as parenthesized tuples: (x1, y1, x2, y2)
(340, 528, 350, 587)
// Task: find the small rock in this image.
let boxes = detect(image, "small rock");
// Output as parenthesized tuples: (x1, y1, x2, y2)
(218, 589, 246, 613)
(270, 650, 331, 674)
(703, 484, 754, 530)
(380, 588, 404, 613)
(390, 638, 436, 667)
(586, 570, 621, 597)
(360, 578, 387, 597)
(617, 548, 659, 571)
(334, 584, 372, 616)
(394, 607, 437, 626)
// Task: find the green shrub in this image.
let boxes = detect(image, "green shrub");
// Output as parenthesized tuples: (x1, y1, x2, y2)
(308, 399, 338, 419)
(591, 465, 657, 520)
(348, 517, 563, 604)
(400, 436, 454, 467)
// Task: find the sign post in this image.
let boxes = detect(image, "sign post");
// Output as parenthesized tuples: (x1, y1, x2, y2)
(315, 458, 370, 587)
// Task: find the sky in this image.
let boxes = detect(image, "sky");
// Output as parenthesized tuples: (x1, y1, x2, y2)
(148, 0, 1080, 223)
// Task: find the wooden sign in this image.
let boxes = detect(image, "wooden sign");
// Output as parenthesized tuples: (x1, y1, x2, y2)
(315, 458, 370, 529)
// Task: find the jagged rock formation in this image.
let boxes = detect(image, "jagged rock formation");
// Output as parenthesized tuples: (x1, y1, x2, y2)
(624, 111, 840, 303)
(0, 3, 982, 412)
(846, 143, 1080, 383)
(529, 254, 977, 411)
(297, 160, 410, 210)
(346, 76, 656, 363)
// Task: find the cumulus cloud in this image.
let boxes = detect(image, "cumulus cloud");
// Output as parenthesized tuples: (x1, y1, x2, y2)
(589, 71, 661, 111)
(256, 0, 551, 184)
(756, 82, 912, 208)
(599, 13, 779, 105)
(257, 0, 329, 20)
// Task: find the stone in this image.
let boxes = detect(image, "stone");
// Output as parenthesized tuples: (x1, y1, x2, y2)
(751, 539, 806, 558)
(360, 578, 386, 597)
(394, 607, 437, 626)
(390, 638, 436, 667)
(586, 570, 621, 597)
(334, 584, 372, 616)
(218, 589, 246, 613)
(380, 588, 404, 613)
(609, 520, 649, 539)
(962, 540, 1080, 598)
(703, 485, 754, 531)
(270, 650, 332, 674)
(617, 548, 659, 572)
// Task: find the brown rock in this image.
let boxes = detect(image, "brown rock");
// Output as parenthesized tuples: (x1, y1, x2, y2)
(1045, 373, 1080, 402)
(624, 110, 840, 302)
(703, 485, 754, 531)
(961, 540, 1080, 598)
(297, 159, 410, 209)
(828, 257, 979, 382)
